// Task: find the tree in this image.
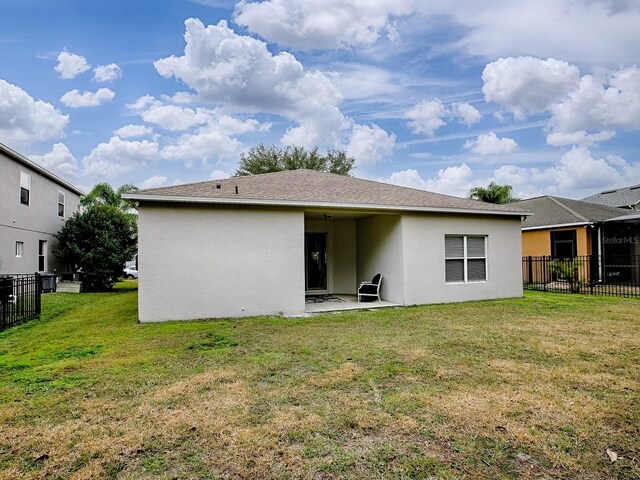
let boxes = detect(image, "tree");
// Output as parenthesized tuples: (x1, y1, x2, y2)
(468, 182, 518, 204)
(234, 144, 355, 176)
(81, 182, 138, 211)
(54, 184, 138, 291)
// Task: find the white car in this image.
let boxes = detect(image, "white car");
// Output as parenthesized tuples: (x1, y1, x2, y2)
(123, 266, 138, 279)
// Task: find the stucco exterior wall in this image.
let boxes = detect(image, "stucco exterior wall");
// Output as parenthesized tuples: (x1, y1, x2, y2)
(0, 150, 81, 274)
(401, 214, 523, 305)
(521, 227, 589, 257)
(138, 204, 305, 322)
(356, 215, 404, 304)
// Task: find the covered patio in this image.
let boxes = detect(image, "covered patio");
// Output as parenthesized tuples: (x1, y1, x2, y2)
(304, 294, 401, 314)
(303, 208, 405, 310)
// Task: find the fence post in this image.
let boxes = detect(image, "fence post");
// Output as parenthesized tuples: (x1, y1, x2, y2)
(0, 277, 8, 330)
(527, 256, 533, 285)
(590, 254, 595, 295)
(544, 256, 549, 291)
(35, 272, 41, 317)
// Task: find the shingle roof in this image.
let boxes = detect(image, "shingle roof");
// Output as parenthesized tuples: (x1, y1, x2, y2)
(510, 196, 630, 229)
(124, 169, 528, 216)
(582, 184, 640, 209)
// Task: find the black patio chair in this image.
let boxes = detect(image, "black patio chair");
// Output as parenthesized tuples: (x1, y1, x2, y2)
(358, 273, 382, 302)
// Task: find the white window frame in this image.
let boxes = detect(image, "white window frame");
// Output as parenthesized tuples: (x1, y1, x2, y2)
(20, 171, 31, 206)
(16, 241, 23, 258)
(58, 190, 65, 217)
(445, 235, 488, 283)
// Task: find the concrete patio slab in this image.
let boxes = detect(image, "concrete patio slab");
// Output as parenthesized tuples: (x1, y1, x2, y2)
(303, 294, 401, 314)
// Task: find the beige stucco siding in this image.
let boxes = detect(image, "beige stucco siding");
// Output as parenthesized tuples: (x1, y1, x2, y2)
(522, 227, 590, 257)
(401, 214, 523, 305)
(138, 204, 305, 322)
(356, 214, 404, 304)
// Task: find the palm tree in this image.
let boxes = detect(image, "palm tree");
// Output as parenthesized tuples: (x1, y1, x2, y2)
(81, 183, 138, 212)
(468, 182, 518, 204)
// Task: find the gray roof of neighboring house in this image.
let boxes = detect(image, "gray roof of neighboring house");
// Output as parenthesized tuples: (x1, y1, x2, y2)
(582, 184, 640, 209)
(123, 169, 530, 217)
(0, 142, 84, 196)
(510, 195, 630, 230)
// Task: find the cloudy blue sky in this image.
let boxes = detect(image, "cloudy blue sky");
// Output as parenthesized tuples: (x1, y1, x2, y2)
(1, 0, 639, 198)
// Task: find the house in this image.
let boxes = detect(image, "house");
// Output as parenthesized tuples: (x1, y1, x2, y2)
(123, 169, 530, 322)
(511, 196, 637, 258)
(0, 143, 83, 275)
(583, 184, 640, 211)
(511, 195, 640, 284)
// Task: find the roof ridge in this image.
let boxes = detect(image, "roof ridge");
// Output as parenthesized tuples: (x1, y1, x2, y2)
(547, 196, 589, 222)
(0, 142, 84, 195)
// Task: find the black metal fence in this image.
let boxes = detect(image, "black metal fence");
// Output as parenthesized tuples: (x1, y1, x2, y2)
(0, 273, 41, 332)
(523, 255, 640, 298)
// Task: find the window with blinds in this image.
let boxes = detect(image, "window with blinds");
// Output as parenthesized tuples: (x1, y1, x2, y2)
(445, 235, 487, 283)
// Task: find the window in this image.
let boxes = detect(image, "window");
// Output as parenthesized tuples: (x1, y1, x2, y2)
(39, 240, 47, 271)
(15, 241, 23, 258)
(550, 230, 576, 259)
(58, 190, 65, 217)
(20, 172, 31, 206)
(445, 235, 487, 283)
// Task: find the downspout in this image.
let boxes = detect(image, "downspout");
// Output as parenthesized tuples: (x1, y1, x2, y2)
(597, 223, 603, 282)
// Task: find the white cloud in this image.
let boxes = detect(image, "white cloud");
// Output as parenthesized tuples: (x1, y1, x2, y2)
(113, 124, 154, 139)
(93, 63, 122, 82)
(405, 99, 447, 136)
(346, 123, 396, 166)
(141, 104, 212, 131)
(233, 0, 413, 50)
(161, 91, 196, 105)
(452, 102, 482, 125)
(493, 147, 629, 197)
(55, 50, 91, 79)
(139, 175, 168, 189)
(82, 136, 159, 178)
(549, 66, 640, 134)
(482, 59, 640, 144)
(548, 147, 623, 190)
(482, 57, 580, 119)
(546, 130, 616, 146)
(404, 99, 482, 137)
(30, 143, 79, 177)
(127, 95, 160, 111)
(160, 116, 261, 164)
(387, 164, 474, 197)
(464, 132, 518, 155)
(154, 19, 347, 147)
(419, 0, 640, 65)
(59, 88, 115, 108)
(328, 64, 405, 102)
(0, 79, 69, 145)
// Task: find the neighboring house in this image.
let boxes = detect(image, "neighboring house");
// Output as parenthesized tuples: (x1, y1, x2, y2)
(583, 184, 640, 210)
(0, 143, 83, 275)
(511, 195, 640, 283)
(123, 169, 529, 322)
(511, 196, 637, 258)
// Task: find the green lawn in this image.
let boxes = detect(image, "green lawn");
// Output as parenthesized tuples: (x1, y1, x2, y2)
(0, 284, 638, 479)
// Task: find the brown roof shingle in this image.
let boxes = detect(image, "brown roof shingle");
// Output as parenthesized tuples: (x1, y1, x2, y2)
(125, 169, 528, 215)
(511, 195, 630, 228)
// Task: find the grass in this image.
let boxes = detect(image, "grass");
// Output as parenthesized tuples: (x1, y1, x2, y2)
(0, 283, 638, 479)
